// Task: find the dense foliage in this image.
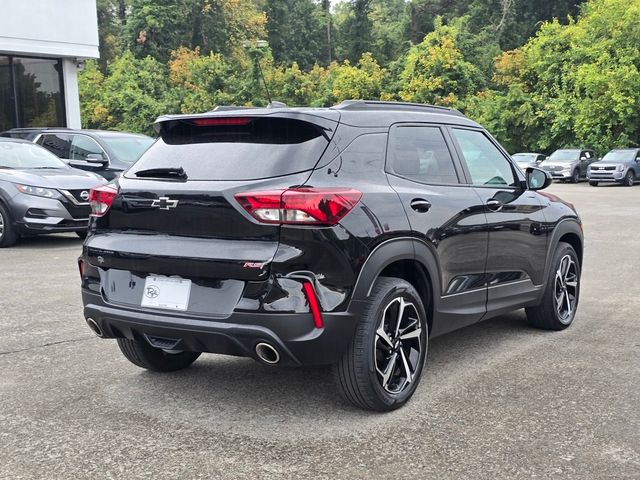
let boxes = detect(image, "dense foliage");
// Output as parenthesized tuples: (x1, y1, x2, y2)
(81, 0, 640, 154)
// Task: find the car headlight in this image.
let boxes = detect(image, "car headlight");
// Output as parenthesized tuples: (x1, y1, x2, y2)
(16, 184, 59, 198)
(617, 165, 624, 172)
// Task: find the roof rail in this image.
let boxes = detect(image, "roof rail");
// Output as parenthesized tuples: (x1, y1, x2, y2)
(332, 100, 464, 117)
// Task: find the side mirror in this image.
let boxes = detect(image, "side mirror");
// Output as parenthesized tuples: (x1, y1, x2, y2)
(526, 166, 552, 191)
(86, 153, 108, 165)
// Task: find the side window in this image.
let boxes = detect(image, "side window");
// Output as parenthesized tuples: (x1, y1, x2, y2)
(635, 151, 640, 161)
(70, 135, 105, 161)
(338, 133, 386, 175)
(388, 126, 459, 184)
(37, 134, 71, 159)
(451, 129, 517, 187)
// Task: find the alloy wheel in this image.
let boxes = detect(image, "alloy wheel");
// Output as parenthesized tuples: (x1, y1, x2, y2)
(374, 297, 423, 394)
(0, 210, 4, 240)
(554, 255, 578, 323)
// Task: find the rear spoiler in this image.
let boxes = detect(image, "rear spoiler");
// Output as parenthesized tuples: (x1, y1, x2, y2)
(153, 110, 340, 136)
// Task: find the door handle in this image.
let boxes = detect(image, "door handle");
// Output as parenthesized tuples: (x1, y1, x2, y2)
(410, 199, 432, 213)
(486, 199, 503, 211)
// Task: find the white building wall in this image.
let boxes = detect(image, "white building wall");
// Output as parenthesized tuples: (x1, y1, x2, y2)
(62, 59, 82, 128)
(0, 0, 99, 128)
(0, 0, 99, 59)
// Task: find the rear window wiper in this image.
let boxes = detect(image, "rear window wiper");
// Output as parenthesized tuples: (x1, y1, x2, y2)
(134, 167, 188, 180)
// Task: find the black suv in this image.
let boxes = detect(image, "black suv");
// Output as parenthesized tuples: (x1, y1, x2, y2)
(1, 128, 154, 181)
(79, 101, 583, 411)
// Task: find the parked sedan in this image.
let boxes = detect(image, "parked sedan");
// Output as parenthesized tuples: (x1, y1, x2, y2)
(0, 138, 106, 247)
(588, 148, 640, 186)
(1, 128, 155, 181)
(541, 148, 598, 183)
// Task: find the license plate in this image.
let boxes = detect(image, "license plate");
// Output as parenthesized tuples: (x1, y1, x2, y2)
(141, 275, 191, 311)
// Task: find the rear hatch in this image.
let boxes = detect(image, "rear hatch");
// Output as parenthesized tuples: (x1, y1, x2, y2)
(86, 112, 339, 313)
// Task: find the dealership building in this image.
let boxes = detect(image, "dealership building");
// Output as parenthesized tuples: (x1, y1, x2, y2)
(0, 0, 99, 132)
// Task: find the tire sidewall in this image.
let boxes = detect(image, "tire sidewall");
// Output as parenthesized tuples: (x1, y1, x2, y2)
(364, 282, 428, 409)
(572, 169, 580, 183)
(0, 202, 17, 247)
(625, 170, 634, 186)
(549, 243, 581, 327)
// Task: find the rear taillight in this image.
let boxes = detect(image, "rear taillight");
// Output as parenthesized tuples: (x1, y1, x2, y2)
(235, 188, 362, 225)
(89, 185, 118, 217)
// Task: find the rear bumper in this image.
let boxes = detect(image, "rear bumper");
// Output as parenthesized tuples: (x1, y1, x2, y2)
(82, 289, 365, 366)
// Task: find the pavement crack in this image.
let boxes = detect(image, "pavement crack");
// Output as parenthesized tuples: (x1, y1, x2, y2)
(0, 336, 94, 357)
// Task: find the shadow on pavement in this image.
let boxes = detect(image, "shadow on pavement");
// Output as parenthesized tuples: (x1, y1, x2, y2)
(12, 233, 83, 250)
(103, 310, 544, 437)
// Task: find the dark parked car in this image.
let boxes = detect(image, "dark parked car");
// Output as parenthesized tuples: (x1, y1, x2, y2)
(587, 148, 640, 186)
(542, 148, 598, 183)
(0, 138, 106, 247)
(512, 152, 547, 170)
(79, 101, 583, 411)
(1, 128, 155, 181)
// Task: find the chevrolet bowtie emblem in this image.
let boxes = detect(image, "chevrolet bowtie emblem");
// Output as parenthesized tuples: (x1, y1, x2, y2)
(151, 196, 179, 210)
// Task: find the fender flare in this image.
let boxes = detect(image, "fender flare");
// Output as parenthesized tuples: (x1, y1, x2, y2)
(350, 237, 442, 308)
(543, 218, 584, 281)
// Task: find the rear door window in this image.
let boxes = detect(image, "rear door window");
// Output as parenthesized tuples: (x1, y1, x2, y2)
(128, 117, 332, 181)
(387, 125, 460, 185)
(70, 135, 107, 161)
(37, 134, 71, 159)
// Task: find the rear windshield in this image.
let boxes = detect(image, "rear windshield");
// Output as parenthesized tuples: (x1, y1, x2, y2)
(126, 117, 330, 181)
(100, 135, 155, 163)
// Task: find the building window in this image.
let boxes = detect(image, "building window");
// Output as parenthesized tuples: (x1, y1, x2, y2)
(0, 55, 66, 132)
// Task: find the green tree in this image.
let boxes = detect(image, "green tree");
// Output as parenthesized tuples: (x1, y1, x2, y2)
(400, 19, 482, 106)
(80, 52, 173, 134)
(265, 0, 328, 69)
(125, 0, 266, 62)
(335, 0, 373, 62)
(332, 53, 387, 102)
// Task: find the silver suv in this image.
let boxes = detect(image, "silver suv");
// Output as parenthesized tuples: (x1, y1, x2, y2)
(588, 148, 640, 187)
(542, 148, 598, 183)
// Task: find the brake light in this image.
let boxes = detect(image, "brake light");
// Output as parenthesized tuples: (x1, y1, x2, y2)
(235, 188, 362, 225)
(89, 185, 118, 217)
(191, 117, 252, 126)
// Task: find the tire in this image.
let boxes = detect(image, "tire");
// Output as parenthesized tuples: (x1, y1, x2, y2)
(0, 202, 18, 248)
(526, 242, 580, 330)
(589, 181, 598, 187)
(117, 338, 201, 372)
(624, 170, 635, 187)
(335, 277, 428, 411)
(76, 230, 88, 240)
(570, 169, 580, 183)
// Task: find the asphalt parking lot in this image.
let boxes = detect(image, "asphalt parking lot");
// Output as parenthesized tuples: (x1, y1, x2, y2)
(0, 182, 638, 479)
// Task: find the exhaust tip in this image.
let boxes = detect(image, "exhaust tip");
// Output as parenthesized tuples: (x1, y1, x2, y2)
(85, 318, 103, 338)
(255, 342, 280, 365)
